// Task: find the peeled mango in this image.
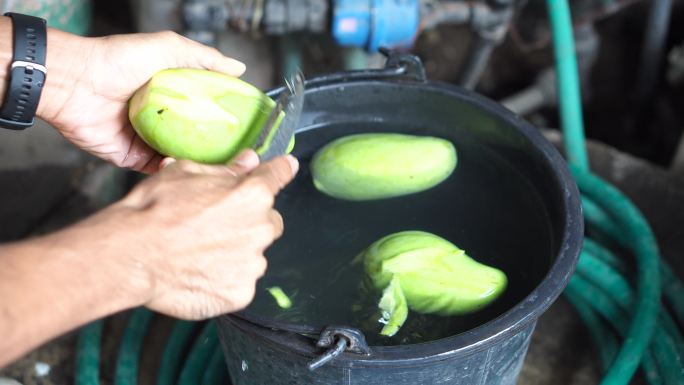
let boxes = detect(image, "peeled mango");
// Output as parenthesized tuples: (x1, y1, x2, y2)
(310, 133, 457, 200)
(128, 68, 292, 164)
(356, 231, 508, 337)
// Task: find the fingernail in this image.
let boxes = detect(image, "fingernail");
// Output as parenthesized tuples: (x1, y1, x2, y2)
(232, 149, 259, 168)
(286, 155, 299, 175)
(160, 157, 176, 168)
(229, 58, 247, 74)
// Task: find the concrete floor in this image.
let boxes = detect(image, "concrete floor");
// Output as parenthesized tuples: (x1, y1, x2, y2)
(0, 119, 84, 170)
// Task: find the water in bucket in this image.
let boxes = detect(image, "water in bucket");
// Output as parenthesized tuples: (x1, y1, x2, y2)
(245, 121, 554, 346)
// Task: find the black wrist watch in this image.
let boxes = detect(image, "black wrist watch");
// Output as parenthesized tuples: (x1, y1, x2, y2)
(0, 12, 47, 130)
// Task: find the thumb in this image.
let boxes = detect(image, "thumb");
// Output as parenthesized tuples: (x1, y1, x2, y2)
(248, 155, 299, 194)
(226, 149, 260, 175)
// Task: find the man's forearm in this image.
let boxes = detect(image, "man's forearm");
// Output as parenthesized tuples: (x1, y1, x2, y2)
(0, 15, 126, 367)
(0, 205, 150, 367)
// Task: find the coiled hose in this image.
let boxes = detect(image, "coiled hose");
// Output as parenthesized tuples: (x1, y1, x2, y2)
(114, 308, 154, 385)
(75, 314, 225, 385)
(75, 321, 102, 385)
(547, 0, 684, 384)
(156, 321, 197, 385)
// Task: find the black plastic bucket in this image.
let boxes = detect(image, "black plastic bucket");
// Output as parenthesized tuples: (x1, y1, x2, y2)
(216, 52, 583, 385)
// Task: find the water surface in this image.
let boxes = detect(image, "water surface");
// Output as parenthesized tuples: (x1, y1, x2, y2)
(245, 122, 553, 346)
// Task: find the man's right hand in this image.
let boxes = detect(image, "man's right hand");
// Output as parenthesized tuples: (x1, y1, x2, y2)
(0, 149, 298, 367)
(70, 149, 298, 320)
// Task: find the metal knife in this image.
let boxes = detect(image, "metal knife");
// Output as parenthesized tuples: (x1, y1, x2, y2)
(255, 69, 305, 161)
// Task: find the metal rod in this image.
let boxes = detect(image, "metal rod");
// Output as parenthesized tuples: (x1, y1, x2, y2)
(307, 338, 347, 371)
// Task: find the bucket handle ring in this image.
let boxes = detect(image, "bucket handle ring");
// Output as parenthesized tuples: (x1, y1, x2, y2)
(307, 326, 372, 371)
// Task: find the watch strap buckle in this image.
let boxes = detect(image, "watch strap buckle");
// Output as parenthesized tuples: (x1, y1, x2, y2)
(11, 60, 47, 75)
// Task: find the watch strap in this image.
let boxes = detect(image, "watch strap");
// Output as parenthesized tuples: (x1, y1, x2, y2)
(0, 12, 47, 130)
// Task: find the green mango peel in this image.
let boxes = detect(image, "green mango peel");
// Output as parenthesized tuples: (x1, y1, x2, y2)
(266, 286, 292, 309)
(357, 231, 508, 337)
(310, 133, 457, 201)
(128, 68, 293, 164)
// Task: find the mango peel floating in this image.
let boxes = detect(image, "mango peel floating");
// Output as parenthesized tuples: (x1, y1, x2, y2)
(356, 231, 508, 337)
(266, 286, 292, 309)
(310, 133, 457, 201)
(128, 68, 293, 164)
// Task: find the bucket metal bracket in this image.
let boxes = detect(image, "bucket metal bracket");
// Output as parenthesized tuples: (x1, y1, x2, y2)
(317, 326, 371, 354)
(307, 326, 371, 371)
(379, 48, 427, 82)
(299, 48, 427, 85)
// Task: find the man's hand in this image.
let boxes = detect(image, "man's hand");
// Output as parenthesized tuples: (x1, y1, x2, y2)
(0, 150, 298, 366)
(121, 150, 297, 318)
(74, 149, 297, 319)
(33, 27, 246, 173)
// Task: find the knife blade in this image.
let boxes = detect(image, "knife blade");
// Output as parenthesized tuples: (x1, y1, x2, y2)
(255, 69, 305, 162)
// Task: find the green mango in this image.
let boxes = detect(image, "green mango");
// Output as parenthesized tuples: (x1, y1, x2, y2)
(310, 133, 456, 200)
(128, 68, 293, 164)
(356, 231, 507, 337)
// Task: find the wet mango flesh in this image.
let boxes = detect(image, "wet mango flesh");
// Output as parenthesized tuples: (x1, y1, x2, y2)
(128, 68, 290, 164)
(310, 133, 457, 201)
(357, 231, 508, 337)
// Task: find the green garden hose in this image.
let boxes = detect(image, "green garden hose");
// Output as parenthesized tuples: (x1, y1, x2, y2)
(565, 277, 664, 385)
(583, 194, 684, 328)
(660, 312, 684, 361)
(576, 252, 631, 305)
(546, 0, 683, 384)
(575, 251, 684, 384)
(576, 193, 684, 384)
(546, 0, 589, 171)
(580, 234, 625, 275)
(662, 264, 684, 326)
(155, 320, 199, 385)
(114, 308, 154, 385)
(572, 154, 663, 385)
(579, 261, 684, 363)
(75, 320, 103, 385)
(201, 344, 229, 385)
(563, 288, 619, 372)
(176, 322, 219, 385)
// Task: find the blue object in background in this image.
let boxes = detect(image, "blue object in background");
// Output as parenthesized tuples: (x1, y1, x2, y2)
(368, 0, 420, 52)
(332, 0, 372, 47)
(332, 0, 419, 52)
